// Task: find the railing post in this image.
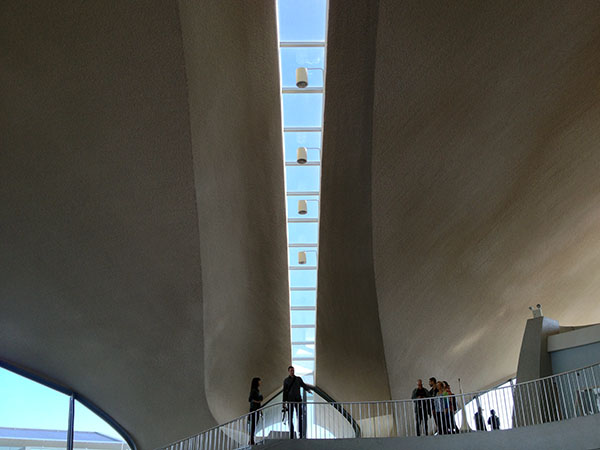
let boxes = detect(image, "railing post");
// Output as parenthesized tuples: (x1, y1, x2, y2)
(460, 393, 469, 432)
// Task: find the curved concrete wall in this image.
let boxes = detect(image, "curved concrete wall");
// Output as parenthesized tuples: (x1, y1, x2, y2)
(371, 0, 600, 398)
(316, 0, 391, 402)
(178, 0, 291, 424)
(0, 1, 288, 448)
(319, 0, 600, 401)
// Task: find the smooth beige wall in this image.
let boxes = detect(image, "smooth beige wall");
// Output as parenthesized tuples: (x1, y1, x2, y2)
(316, 0, 391, 403)
(178, 0, 291, 424)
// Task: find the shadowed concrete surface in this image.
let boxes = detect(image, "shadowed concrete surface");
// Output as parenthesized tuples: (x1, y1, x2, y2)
(177, 0, 290, 426)
(319, 0, 600, 400)
(258, 414, 600, 450)
(316, 0, 390, 402)
(0, 1, 288, 448)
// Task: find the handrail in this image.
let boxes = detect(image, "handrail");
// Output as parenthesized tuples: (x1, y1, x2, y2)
(252, 386, 361, 437)
(157, 362, 600, 450)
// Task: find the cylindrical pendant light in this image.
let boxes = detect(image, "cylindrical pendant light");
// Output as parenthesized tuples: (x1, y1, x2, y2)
(298, 251, 307, 265)
(296, 67, 309, 88)
(297, 147, 308, 164)
(298, 200, 308, 215)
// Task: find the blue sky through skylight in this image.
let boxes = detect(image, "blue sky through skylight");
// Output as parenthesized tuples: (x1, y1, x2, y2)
(286, 166, 320, 191)
(278, 0, 327, 385)
(290, 290, 317, 307)
(278, 0, 327, 41)
(284, 132, 322, 163)
(282, 94, 324, 128)
(280, 48, 324, 88)
(290, 270, 318, 287)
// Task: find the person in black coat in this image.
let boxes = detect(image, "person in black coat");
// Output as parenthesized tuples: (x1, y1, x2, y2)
(248, 377, 263, 445)
(488, 409, 501, 430)
(282, 366, 312, 439)
(474, 407, 487, 431)
(411, 379, 430, 436)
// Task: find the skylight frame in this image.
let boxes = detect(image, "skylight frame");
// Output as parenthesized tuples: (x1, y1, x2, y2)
(277, 0, 328, 387)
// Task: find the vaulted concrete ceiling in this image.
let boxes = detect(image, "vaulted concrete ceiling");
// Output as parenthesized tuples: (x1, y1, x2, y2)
(317, 0, 600, 400)
(0, 1, 288, 449)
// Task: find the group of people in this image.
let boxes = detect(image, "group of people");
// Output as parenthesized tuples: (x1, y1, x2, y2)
(248, 370, 502, 445)
(411, 378, 460, 436)
(411, 377, 500, 436)
(247, 365, 312, 445)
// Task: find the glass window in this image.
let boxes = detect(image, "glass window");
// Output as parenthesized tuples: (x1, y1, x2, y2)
(302, 374, 315, 385)
(463, 380, 515, 431)
(289, 270, 317, 288)
(0, 367, 70, 450)
(74, 400, 129, 448)
(0, 367, 129, 450)
(280, 47, 325, 88)
(288, 222, 319, 244)
(284, 132, 322, 163)
(283, 94, 323, 128)
(286, 166, 321, 192)
(278, 0, 327, 41)
(291, 309, 316, 326)
(292, 326, 316, 342)
(290, 290, 316, 308)
(293, 344, 316, 359)
(292, 360, 315, 376)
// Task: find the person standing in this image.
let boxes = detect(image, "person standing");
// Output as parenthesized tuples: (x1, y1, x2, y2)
(428, 378, 439, 434)
(474, 407, 486, 431)
(435, 381, 449, 435)
(443, 382, 460, 434)
(248, 377, 263, 445)
(488, 409, 500, 430)
(411, 379, 430, 436)
(283, 366, 312, 439)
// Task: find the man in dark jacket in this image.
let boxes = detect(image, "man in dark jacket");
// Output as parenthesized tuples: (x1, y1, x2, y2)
(474, 407, 487, 431)
(488, 410, 500, 430)
(428, 377, 439, 433)
(283, 366, 312, 439)
(411, 379, 430, 436)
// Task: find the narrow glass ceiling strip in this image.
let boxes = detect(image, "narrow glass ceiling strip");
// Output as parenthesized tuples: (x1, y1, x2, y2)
(278, 0, 327, 387)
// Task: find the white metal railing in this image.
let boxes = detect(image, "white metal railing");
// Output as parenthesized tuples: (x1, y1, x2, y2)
(157, 363, 600, 450)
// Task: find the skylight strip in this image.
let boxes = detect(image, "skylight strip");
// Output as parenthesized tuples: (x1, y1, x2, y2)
(278, 0, 328, 388)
